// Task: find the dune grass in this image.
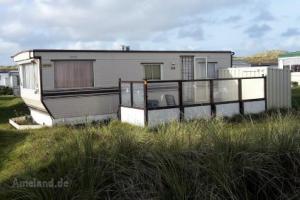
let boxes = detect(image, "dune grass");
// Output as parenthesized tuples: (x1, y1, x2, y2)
(0, 90, 299, 199)
(292, 87, 300, 109)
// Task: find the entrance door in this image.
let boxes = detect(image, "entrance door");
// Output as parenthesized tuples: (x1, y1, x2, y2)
(181, 56, 194, 103)
(194, 57, 207, 79)
(194, 57, 210, 103)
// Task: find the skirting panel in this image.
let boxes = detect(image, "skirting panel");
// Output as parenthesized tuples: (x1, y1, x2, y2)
(148, 108, 180, 127)
(184, 105, 211, 120)
(244, 100, 266, 114)
(216, 103, 240, 117)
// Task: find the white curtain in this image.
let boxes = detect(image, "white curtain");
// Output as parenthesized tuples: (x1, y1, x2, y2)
(54, 61, 93, 89)
(22, 63, 38, 89)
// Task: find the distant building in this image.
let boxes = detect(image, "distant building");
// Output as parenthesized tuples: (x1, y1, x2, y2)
(278, 51, 300, 84)
(0, 69, 20, 95)
(0, 70, 10, 86)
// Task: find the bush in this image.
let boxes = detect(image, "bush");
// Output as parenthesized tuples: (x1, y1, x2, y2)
(0, 86, 13, 95)
(1, 113, 300, 200)
(292, 81, 299, 87)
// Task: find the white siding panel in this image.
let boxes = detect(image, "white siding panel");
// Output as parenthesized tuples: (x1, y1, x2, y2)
(121, 107, 145, 126)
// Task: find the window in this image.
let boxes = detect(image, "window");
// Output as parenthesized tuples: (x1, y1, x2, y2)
(144, 64, 161, 80)
(291, 65, 300, 72)
(207, 63, 216, 78)
(22, 63, 38, 89)
(54, 60, 94, 89)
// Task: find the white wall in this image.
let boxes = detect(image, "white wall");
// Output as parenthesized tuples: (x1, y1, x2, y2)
(37, 51, 231, 90)
(121, 107, 145, 126)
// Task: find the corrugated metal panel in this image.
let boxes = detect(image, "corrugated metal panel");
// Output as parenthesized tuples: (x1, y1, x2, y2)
(218, 67, 291, 109)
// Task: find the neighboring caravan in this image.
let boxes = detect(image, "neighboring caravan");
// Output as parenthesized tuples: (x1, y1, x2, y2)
(0, 69, 20, 95)
(12, 49, 233, 126)
(278, 51, 300, 84)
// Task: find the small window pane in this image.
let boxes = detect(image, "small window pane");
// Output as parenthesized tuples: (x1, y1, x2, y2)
(152, 65, 161, 80)
(144, 65, 153, 80)
(144, 64, 161, 80)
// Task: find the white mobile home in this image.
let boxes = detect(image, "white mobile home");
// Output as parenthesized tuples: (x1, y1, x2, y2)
(12, 49, 233, 126)
(0, 70, 20, 95)
(0, 71, 10, 87)
(278, 51, 300, 84)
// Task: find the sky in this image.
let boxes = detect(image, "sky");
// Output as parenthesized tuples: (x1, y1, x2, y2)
(0, 0, 300, 65)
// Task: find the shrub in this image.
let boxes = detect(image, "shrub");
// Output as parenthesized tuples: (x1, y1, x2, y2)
(292, 81, 299, 87)
(1, 113, 300, 199)
(0, 86, 13, 95)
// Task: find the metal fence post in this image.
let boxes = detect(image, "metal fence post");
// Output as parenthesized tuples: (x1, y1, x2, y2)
(264, 77, 267, 111)
(238, 78, 244, 115)
(118, 78, 121, 120)
(130, 82, 133, 107)
(178, 81, 184, 121)
(210, 80, 216, 117)
(144, 80, 148, 126)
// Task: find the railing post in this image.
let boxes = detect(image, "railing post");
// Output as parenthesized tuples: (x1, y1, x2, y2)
(178, 81, 184, 121)
(118, 78, 121, 120)
(264, 76, 267, 111)
(144, 80, 148, 126)
(210, 80, 216, 117)
(130, 82, 133, 107)
(238, 78, 244, 115)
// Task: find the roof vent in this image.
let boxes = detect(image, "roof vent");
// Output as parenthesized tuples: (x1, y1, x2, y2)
(121, 45, 130, 51)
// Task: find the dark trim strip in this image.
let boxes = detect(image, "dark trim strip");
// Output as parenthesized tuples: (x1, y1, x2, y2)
(43, 89, 119, 97)
(51, 59, 96, 62)
(44, 86, 118, 93)
(147, 105, 180, 110)
(214, 100, 239, 105)
(44, 92, 119, 99)
(140, 62, 164, 65)
(242, 98, 266, 102)
(183, 103, 211, 107)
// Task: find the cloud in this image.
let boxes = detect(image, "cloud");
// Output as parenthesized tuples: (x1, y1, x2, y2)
(245, 24, 272, 38)
(253, 10, 275, 21)
(222, 15, 242, 23)
(282, 28, 300, 37)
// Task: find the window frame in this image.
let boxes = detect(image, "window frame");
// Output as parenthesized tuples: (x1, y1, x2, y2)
(291, 65, 300, 72)
(142, 63, 162, 80)
(53, 60, 95, 90)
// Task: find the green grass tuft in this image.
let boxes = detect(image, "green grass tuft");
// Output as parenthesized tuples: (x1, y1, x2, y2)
(0, 91, 299, 199)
